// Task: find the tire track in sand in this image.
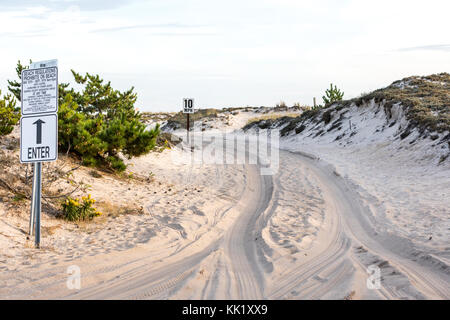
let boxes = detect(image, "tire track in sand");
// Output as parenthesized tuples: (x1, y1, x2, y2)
(65, 163, 273, 299)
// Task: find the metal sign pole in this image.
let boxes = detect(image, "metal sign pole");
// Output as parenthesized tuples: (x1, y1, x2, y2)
(28, 163, 37, 236)
(34, 162, 42, 248)
(21, 59, 58, 248)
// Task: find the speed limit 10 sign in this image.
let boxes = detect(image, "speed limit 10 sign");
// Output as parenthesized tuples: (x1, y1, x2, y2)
(183, 98, 194, 114)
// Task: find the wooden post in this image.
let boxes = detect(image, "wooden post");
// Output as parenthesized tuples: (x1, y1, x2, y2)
(313, 97, 317, 108)
(187, 113, 190, 144)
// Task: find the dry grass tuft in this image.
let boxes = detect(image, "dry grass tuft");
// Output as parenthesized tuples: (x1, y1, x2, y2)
(42, 225, 61, 236)
(89, 170, 103, 179)
(96, 200, 144, 219)
(246, 113, 300, 126)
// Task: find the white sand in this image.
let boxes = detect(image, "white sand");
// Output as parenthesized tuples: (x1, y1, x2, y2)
(0, 107, 448, 299)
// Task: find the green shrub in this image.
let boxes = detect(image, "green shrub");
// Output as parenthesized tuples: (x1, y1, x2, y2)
(62, 194, 102, 221)
(0, 90, 19, 136)
(323, 83, 344, 106)
(8, 61, 160, 172)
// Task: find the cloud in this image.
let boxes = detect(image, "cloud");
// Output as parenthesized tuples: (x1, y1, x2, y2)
(0, 0, 139, 11)
(397, 44, 450, 52)
(145, 32, 218, 37)
(0, 5, 89, 39)
(0, 30, 53, 38)
(90, 23, 209, 34)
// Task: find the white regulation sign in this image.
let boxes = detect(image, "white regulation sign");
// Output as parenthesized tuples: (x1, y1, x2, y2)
(21, 66, 58, 115)
(30, 59, 58, 70)
(20, 114, 58, 163)
(183, 98, 194, 114)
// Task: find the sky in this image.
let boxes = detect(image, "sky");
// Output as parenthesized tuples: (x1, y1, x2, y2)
(0, 0, 449, 112)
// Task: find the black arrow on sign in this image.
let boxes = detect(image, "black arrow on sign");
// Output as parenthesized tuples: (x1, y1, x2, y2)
(33, 119, 45, 144)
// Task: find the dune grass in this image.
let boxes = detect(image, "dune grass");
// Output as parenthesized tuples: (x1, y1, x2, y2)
(349, 73, 450, 133)
(246, 113, 301, 126)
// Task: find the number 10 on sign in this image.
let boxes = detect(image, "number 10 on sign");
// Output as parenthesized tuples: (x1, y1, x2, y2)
(183, 98, 194, 114)
(183, 98, 194, 144)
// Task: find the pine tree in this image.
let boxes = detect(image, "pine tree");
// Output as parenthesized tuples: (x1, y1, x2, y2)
(7, 60, 28, 101)
(322, 83, 344, 106)
(8, 61, 160, 172)
(0, 90, 19, 136)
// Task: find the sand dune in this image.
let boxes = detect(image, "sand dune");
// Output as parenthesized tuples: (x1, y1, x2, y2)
(1, 128, 448, 299)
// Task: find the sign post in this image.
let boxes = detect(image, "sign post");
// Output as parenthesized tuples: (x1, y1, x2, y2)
(187, 113, 190, 143)
(28, 164, 38, 237)
(34, 162, 42, 246)
(21, 59, 58, 248)
(183, 98, 194, 144)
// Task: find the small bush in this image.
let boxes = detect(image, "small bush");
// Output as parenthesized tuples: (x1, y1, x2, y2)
(322, 83, 344, 106)
(154, 132, 180, 152)
(8, 61, 160, 172)
(0, 90, 19, 136)
(62, 194, 102, 221)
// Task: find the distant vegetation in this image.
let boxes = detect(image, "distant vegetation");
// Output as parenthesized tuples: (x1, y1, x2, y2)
(303, 74, 450, 136)
(243, 74, 449, 142)
(0, 90, 19, 136)
(171, 108, 219, 123)
(276, 101, 287, 108)
(322, 83, 344, 106)
(245, 113, 300, 128)
(351, 73, 450, 133)
(162, 108, 219, 131)
(8, 61, 160, 172)
(141, 112, 174, 123)
(157, 104, 306, 131)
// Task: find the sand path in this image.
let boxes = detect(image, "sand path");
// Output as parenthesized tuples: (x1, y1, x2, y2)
(1, 145, 448, 299)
